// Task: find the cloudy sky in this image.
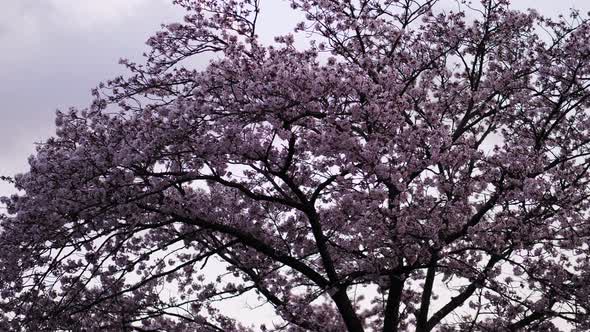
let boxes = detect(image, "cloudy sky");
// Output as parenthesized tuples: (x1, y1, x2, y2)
(0, 1, 177, 195)
(0, 0, 303, 198)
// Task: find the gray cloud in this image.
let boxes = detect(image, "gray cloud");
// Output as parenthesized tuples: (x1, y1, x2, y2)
(0, 0, 184, 195)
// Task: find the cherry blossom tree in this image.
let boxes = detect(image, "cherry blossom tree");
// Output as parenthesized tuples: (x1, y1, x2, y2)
(2, 0, 590, 331)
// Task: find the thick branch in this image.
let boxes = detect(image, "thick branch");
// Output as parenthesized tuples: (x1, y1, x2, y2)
(138, 204, 329, 287)
(416, 261, 437, 332)
(424, 253, 504, 331)
(382, 275, 405, 332)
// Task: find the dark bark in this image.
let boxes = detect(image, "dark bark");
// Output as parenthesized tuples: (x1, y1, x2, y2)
(382, 275, 405, 332)
(416, 263, 437, 332)
(425, 254, 504, 331)
(331, 288, 365, 332)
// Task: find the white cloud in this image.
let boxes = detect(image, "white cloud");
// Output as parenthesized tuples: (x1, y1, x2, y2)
(48, 0, 162, 28)
(0, 1, 184, 197)
(0, 0, 174, 51)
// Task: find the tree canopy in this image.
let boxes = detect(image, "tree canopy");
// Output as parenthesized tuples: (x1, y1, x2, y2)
(2, 0, 590, 331)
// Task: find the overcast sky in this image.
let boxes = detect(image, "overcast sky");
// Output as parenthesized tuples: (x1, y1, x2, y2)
(1, 0, 589, 198)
